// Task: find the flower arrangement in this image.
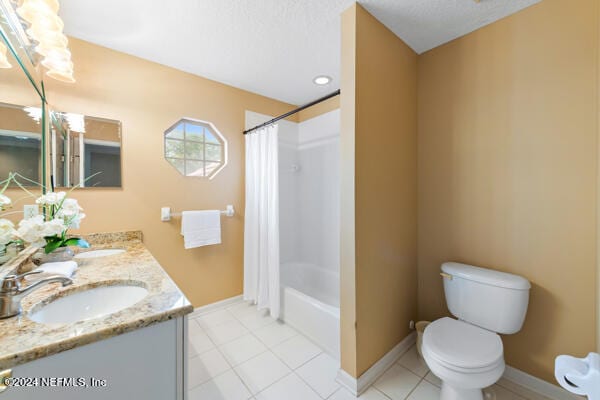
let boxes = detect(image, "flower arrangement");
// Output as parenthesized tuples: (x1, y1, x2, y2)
(0, 173, 89, 263)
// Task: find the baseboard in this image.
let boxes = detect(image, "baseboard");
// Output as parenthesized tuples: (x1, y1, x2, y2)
(336, 332, 417, 396)
(189, 295, 243, 318)
(335, 332, 579, 400)
(500, 366, 581, 400)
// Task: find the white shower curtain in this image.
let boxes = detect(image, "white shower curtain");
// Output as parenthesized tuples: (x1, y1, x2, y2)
(243, 124, 280, 319)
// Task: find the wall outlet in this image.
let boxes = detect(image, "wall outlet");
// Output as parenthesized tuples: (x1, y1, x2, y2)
(409, 320, 415, 330)
(23, 205, 39, 219)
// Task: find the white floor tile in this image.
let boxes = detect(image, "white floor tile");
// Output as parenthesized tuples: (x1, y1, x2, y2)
(234, 351, 291, 394)
(238, 309, 277, 331)
(495, 378, 550, 400)
(188, 370, 252, 400)
(296, 352, 340, 398)
(254, 321, 298, 347)
(188, 318, 205, 337)
(485, 384, 527, 400)
(423, 371, 441, 388)
(205, 319, 249, 345)
(271, 335, 322, 369)
(219, 334, 268, 366)
(407, 380, 440, 400)
(197, 309, 236, 329)
(188, 349, 231, 389)
(373, 364, 421, 400)
(189, 329, 215, 357)
(228, 301, 260, 319)
(398, 346, 429, 377)
(255, 373, 321, 400)
(329, 387, 391, 400)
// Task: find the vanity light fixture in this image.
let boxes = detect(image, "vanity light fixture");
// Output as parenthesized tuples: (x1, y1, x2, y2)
(16, 0, 75, 83)
(23, 106, 42, 123)
(313, 75, 332, 86)
(0, 41, 11, 68)
(65, 112, 85, 133)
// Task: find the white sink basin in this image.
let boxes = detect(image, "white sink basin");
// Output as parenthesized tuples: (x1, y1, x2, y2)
(29, 285, 149, 324)
(75, 249, 126, 259)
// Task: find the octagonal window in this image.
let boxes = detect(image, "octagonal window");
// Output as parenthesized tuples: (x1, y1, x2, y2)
(164, 118, 227, 179)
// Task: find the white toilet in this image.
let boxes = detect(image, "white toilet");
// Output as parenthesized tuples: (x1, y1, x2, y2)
(422, 262, 531, 400)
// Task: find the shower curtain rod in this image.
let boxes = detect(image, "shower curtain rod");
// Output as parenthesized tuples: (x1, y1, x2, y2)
(243, 89, 341, 135)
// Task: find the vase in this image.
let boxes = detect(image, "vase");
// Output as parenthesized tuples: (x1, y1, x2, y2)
(32, 246, 75, 266)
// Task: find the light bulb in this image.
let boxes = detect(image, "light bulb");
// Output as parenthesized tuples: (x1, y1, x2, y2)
(46, 70, 75, 83)
(29, 30, 67, 48)
(16, 0, 59, 22)
(26, 15, 65, 42)
(41, 48, 72, 69)
(0, 42, 11, 69)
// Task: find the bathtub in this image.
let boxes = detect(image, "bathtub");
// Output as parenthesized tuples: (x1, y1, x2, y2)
(280, 262, 340, 358)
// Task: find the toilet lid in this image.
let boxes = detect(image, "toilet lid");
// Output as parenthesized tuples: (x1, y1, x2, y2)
(423, 317, 503, 370)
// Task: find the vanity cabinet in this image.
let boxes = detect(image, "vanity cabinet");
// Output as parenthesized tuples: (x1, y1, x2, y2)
(3, 316, 187, 400)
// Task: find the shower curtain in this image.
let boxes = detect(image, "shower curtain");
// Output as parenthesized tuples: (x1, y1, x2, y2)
(243, 124, 280, 319)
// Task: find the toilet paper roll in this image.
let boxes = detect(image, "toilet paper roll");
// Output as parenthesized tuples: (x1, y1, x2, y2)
(555, 355, 590, 395)
(555, 353, 600, 400)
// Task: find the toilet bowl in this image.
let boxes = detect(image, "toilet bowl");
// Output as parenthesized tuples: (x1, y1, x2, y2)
(421, 262, 530, 400)
(422, 317, 505, 400)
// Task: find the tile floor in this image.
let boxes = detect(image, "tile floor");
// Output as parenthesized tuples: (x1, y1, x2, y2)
(187, 300, 551, 400)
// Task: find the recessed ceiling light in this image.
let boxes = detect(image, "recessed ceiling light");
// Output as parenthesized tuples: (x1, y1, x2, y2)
(313, 75, 332, 86)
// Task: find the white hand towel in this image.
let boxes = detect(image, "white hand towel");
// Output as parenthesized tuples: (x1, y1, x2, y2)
(181, 210, 221, 249)
(34, 261, 78, 278)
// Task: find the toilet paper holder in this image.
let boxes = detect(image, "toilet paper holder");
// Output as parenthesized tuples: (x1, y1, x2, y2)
(555, 352, 599, 400)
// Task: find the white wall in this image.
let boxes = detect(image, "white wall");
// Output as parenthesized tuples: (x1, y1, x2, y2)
(297, 110, 340, 272)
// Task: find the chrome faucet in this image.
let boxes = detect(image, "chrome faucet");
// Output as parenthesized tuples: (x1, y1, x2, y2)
(0, 271, 73, 319)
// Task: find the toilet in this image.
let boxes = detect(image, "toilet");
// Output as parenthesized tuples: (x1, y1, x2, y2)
(422, 262, 531, 400)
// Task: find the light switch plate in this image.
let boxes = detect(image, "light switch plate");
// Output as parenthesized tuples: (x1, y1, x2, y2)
(23, 205, 38, 219)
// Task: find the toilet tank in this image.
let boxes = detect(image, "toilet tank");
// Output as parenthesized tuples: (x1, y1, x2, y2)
(442, 262, 531, 334)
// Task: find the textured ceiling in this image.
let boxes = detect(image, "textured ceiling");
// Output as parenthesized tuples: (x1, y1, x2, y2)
(58, 0, 541, 105)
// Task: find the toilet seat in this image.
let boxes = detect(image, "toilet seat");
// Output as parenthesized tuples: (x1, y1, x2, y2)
(423, 317, 504, 373)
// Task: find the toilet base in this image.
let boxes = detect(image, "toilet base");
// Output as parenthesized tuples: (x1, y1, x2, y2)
(440, 382, 484, 400)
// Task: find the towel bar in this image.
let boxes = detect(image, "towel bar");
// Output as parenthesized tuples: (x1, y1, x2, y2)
(161, 205, 234, 222)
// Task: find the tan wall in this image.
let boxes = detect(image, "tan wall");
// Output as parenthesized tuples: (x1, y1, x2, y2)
(42, 38, 295, 307)
(297, 96, 340, 122)
(340, 4, 358, 377)
(418, 0, 598, 382)
(597, 0, 600, 355)
(341, 4, 418, 377)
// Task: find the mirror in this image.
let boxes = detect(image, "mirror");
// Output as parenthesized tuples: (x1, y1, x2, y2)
(50, 111, 122, 188)
(0, 21, 45, 265)
(0, 102, 42, 183)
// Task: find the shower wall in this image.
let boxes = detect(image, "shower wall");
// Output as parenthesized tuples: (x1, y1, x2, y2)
(279, 110, 340, 274)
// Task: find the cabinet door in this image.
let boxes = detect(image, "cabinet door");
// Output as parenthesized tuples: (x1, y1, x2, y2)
(4, 318, 185, 400)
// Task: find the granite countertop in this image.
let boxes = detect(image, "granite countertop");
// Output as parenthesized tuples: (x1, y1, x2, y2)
(0, 231, 193, 369)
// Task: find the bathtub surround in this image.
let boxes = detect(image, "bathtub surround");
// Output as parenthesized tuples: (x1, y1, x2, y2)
(340, 3, 418, 378)
(246, 109, 341, 357)
(243, 124, 281, 319)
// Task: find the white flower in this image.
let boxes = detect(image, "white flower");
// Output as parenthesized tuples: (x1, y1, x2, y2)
(57, 198, 85, 228)
(0, 219, 16, 246)
(36, 191, 66, 206)
(17, 215, 46, 247)
(42, 218, 67, 237)
(16, 216, 66, 248)
(57, 198, 82, 217)
(0, 194, 11, 211)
